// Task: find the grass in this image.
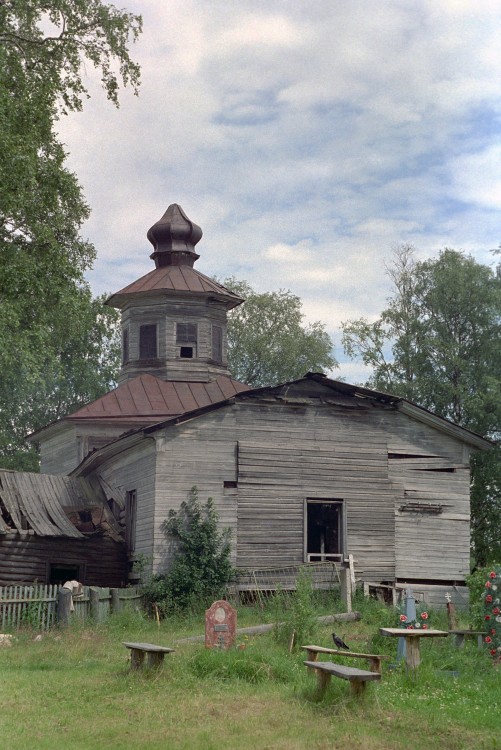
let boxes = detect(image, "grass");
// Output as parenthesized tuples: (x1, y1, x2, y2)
(0, 597, 500, 749)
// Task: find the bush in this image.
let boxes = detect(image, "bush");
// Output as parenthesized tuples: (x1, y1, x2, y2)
(142, 487, 233, 614)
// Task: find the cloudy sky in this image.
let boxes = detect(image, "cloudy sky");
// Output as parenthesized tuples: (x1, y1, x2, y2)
(57, 0, 501, 382)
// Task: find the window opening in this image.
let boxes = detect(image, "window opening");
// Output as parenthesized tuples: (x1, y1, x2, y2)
(125, 490, 137, 555)
(139, 324, 157, 359)
(305, 500, 343, 562)
(176, 322, 197, 358)
(49, 564, 81, 585)
(122, 328, 129, 364)
(212, 324, 223, 363)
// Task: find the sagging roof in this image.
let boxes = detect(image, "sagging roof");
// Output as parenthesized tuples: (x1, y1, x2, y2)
(73, 372, 493, 477)
(0, 470, 124, 540)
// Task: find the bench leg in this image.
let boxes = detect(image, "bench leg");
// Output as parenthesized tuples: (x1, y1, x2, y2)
(130, 649, 146, 670)
(316, 670, 331, 696)
(368, 657, 382, 674)
(146, 651, 165, 669)
(454, 634, 465, 649)
(349, 679, 366, 697)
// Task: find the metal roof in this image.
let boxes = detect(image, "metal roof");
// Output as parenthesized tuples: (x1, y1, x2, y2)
(66, 373, 250, 422)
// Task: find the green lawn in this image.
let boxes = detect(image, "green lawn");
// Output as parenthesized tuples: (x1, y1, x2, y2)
(0, 604, 500, 750)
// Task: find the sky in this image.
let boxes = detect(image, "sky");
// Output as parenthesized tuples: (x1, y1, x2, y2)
(57, 0, 501, 383)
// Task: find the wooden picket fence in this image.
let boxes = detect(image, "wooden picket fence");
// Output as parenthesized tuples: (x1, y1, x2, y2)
(0, 584, 143, 631)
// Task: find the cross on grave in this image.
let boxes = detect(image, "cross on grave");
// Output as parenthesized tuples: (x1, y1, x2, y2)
(397, 588, 416, 662)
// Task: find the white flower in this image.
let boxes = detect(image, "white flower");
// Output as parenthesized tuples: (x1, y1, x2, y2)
(496, 616, 501, 623)
(492, 585, 498, 591)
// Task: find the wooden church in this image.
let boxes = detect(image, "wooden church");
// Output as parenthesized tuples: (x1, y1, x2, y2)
(8, 203, 491, 602)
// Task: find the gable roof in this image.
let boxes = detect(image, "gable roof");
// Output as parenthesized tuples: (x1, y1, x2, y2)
(73, 373, 493, 476)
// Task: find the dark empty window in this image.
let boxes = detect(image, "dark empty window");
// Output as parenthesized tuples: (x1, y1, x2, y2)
(212, 325, 223, 363)
(49, 564, 81, 585)
(139, 324, 157, 359)
(176, 323, 197, 358)
(306, 500, 344, 562)
(122, 328, 129, 365)
(125, 490, 137, 555)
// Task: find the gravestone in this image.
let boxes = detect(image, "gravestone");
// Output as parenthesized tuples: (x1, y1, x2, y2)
(205, 600, 236, 649)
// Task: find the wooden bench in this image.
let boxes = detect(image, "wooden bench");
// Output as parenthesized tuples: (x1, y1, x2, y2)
(304, 660, 381, 697)
(123, 642, 175, 670)
(449, 630, 485, 649)
(302, 644, 388, 674)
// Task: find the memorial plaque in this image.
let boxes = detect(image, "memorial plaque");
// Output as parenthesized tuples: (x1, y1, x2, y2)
(205, 600, 237, 649)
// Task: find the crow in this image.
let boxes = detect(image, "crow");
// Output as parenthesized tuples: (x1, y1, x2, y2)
(332, 632, 350, 650)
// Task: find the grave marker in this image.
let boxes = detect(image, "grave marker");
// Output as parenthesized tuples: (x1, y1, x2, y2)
(205, 600, 236, 649)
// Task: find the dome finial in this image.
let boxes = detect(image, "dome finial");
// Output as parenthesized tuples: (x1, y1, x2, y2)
(147, 204, 202, 268)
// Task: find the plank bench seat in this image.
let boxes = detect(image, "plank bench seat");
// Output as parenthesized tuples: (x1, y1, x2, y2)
(123, 642, 175, 670)
(302, 644, 389, 674)
(304, 660, 381, 697)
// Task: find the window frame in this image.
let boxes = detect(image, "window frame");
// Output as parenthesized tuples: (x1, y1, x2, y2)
(304, 498, 345, 563)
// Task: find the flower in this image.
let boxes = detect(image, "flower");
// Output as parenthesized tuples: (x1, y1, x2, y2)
(485, 636, 492, 644)
(485, 615, 491, 621)
(492, 629, 497, 635)
(485, 581, 492, 588)
(421, 612, 429, 619)
(491, 649, 497, 656)
(422, 624, 428, 630)
(486, 595, 493, 603)
(493, 607, 500, 615)
(406, 625, 415, 630)
(490, 571, 497, 578)
(399, 614, 407, 622)
(496, 616, 501, 623)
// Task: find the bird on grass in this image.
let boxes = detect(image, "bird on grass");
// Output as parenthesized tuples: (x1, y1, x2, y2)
(332, 632, 350, 650)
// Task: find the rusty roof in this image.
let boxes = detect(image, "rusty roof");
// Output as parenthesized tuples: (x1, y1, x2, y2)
(106, 265, 243, 309)
(66, 373, 250, 422)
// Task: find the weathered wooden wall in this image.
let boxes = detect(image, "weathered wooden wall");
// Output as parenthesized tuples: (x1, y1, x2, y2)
(0, 535, 128, 586)
(98, 439, 157, 574)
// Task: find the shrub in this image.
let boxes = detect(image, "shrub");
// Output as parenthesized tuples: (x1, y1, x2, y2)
(142, 487, 233, 614)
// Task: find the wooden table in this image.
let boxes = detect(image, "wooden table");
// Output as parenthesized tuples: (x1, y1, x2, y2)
(379, 628, 449, 670)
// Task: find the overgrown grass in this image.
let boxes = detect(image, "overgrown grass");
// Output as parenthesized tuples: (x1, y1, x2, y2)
(0, 596, 500, 749)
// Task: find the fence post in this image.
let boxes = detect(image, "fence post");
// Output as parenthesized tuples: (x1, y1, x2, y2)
(56, 588, 72, 627)
(110, 588, 121, 614)
(89, 588, 100, 621)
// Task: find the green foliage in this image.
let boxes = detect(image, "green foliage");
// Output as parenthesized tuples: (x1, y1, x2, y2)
(481, 566, 501, 662)
(342, 245, 501, 565)
(467, 565, 493, 631)
(222, 277, 337, 386)
(188, 641, 296, 685)
(0, 1, 141, 469)
(271, 569, 319, 649)
(142, 487, 233, 614)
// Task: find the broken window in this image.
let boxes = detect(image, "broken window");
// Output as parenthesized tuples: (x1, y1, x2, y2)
(305, 499, 344, 562)
(48, 563, 82, 585)
(176, 322, 197, 358)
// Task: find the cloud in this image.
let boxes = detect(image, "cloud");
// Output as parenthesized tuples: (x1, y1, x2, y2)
(54, 0, 501, 383)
